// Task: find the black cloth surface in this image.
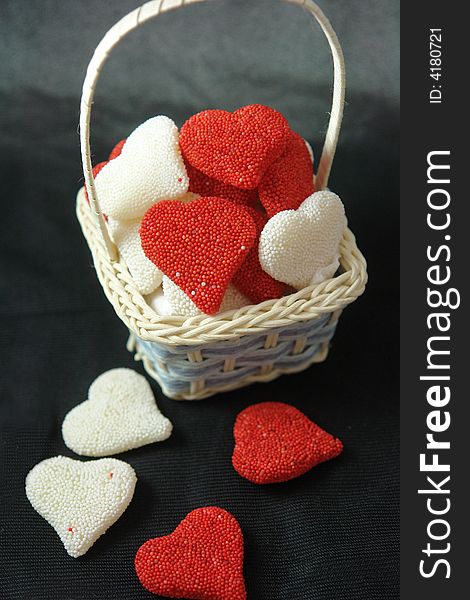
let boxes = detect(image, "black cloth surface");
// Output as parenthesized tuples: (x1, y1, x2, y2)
(0, 1, 399, 598)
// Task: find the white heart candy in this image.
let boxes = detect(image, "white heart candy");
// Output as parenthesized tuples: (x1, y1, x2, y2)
(145, 276, 250, 317)
(62, 368, 172, 457)
(259, 190, 346, 289)
(219, 284, 251, 313)
(162, 275, 202, 317)
(107, 192, 199, 295)
(108, 217, 163, 295)
(25, 456, 137, 558)
(95, 116, 189, 220)
(145, 286, 173, 316)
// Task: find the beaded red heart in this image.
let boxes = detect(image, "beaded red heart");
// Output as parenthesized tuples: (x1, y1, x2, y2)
(232, 402, 343, 484)
(185, 159, 258, 206)
(259, 130, 315, 217)
(135, 507, 247, 600)
(108, 138, 126, 160)
(140, 197, 257, 314)
(180, 104, 290, 189)
(232, 207, 286, 304)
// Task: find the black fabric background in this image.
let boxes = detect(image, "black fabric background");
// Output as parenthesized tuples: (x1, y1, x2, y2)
(0, 1, 399, 598)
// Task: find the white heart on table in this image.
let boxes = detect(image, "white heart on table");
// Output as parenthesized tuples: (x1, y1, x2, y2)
(25, 456, 137, 558)
(62, 368, 172, 457)
(258, 190, 347, 289)
(94, 116, 189, 220)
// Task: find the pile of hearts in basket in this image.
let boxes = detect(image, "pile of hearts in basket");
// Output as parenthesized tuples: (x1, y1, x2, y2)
(86, 104, 347, 316)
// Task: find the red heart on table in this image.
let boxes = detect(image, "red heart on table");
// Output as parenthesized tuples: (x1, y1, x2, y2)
(232, 207, 286, 304)
(259, 130, 315, 217)
(185, 159, 258, 207)
(135, 507, 247, 600)
(140, 197, 257, 315)
(180, 104, 290, 189)
(233, 402, 343, 484)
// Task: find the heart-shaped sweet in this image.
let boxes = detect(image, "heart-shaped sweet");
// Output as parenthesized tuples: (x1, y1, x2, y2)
(232, 402, 343, 484)
(108, 218, 163, 295)
(259, 130, 314, 217)
(25, 456, 137, 557)
(107, 193, 197, 295)
(185, 159, 258, 206)
(180, 104, 290, 189)
(108, 138, 126, 160)
(85, 137, 127, 204)
(94, 116, 189, 220)
(140, 196, 257, 314)
(259, 190, 347, 289)
(62, 368, 172, 457)
(135, 507, 247, 600)
(232, 207, 286, 304)
(145, 285, 174, 316)
(217, 283, 250, 313)
(149, 276, 249, 317)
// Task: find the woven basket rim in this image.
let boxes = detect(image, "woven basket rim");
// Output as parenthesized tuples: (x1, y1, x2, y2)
(76, 188, 368, 346)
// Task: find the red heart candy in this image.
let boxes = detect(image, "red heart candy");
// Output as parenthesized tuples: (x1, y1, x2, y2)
(135, 507, 247, 600)
(233, 402, 343, 484)
(185, 159, 258, 206)
(108, 138, 126, 160)
(180, 104, 290, 190)
(232, 207, 286, 304)
(259, 130, 315, 217)
(140, 197, 257, 314)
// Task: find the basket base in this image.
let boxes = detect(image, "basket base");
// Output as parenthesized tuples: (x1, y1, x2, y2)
(127, 310, 341, 400)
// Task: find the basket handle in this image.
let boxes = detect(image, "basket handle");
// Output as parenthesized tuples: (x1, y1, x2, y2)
(80, 0, 346, 261)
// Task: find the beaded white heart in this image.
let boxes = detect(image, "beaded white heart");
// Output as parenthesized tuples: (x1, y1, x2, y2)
(62, 368, 172, 457)
(106, 192, 198, 296)
(152, 276, 250, 317)
(94, 115, 189, 220)
(107, 218, 163, 295)
(25, 456, 137, 557)
(259, 190, 347, 289)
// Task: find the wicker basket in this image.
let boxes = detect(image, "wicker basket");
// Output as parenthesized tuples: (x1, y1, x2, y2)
(77, 0, 367, 400)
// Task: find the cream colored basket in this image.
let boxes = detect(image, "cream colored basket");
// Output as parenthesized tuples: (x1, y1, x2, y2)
(77, 0, 367, 400)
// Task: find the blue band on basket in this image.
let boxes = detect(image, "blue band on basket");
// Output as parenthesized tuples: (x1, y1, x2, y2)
(131, 314, 337, 399)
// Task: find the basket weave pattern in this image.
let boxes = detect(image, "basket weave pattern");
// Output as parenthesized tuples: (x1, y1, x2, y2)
(77, 189, 366, 399)
(130, 313, 338, 399)
(77, 0, 368, 400)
